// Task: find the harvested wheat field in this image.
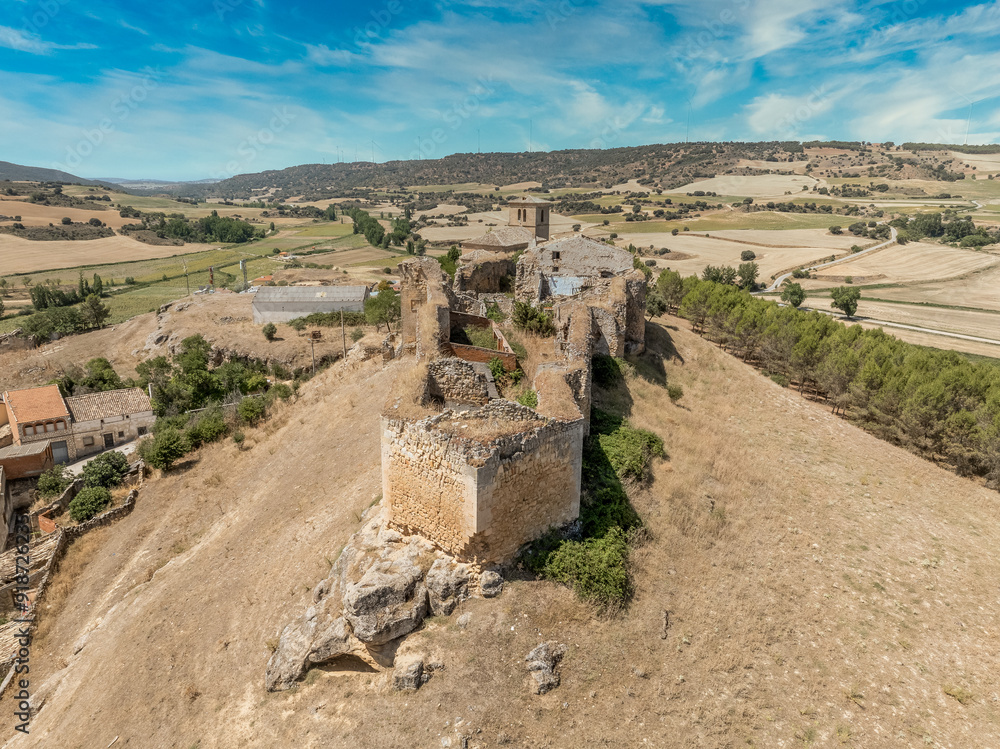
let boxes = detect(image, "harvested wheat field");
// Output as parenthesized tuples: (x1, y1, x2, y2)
(0, 234, 217, 275)
(615, 231, 852, 278)
(668, 173, 817, 198)
(808, 242, 1000, 285)
(0, 199, 131, 229)
(706, 228, 861, 250)
(806, 296, 1000, 343)
(864, 263, 1000, 314)
(6, 319, 1000, 747)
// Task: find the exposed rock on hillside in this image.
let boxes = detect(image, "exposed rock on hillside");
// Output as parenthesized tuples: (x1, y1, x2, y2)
(266, 508, 474, 692)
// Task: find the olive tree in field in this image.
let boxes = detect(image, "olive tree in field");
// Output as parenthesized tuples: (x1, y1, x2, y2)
(831, 286, 861, 318)
(780, 282, 806, 308)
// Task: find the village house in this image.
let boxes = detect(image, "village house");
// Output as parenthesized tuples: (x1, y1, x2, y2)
(1, 385, 72, 464)
(64, 389, 155, 461)
(0, 385, 153, 465)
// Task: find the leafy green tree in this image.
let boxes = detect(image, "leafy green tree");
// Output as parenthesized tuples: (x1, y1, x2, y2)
(655, 269, 684, 312)
(740, 250, 757, 261)
(831, 286, 861, 318)
(80, 294, 111, 329)
(780, 282, 806, 308)
(92, 274, 104, 297)
(0, 278, 8, 297)
(0, 297, 4, 317)
(645, 290, 667, 320)
(364, 289, 401, 333)
(262, 323, 277, 341)
(736, 262, 759, 290)
(37, 465, 73, 498)
(702, 265, 737, 285)
(142, 426, 189, 470)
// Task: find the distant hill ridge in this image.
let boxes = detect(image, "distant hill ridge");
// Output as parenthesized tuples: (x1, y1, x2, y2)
(0, 160, 103, 185)
(183, 140, 995, 201)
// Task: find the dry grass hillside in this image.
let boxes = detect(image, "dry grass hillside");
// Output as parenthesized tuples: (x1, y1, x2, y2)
(3, 294, 373, 390)
(4, 319, 1000, 748)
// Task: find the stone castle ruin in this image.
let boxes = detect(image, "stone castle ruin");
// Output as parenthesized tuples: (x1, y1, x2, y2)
(383, 211, 646, 563)
(266, 204, 646, 691)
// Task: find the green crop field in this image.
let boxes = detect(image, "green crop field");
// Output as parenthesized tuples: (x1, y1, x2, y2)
(292, 223, 355, 238)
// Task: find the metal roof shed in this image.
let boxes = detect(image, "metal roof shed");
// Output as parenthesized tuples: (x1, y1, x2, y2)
(251, 286, 371, 324)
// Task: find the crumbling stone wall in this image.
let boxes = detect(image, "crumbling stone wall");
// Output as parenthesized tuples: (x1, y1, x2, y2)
(400, 258, 453, 360)
(428, 359, 490, 406)
(465, 418, 583, 562)
(382, 403, 583, 563)
(454, 251, 515, 295)
(382, 416, 473, 555)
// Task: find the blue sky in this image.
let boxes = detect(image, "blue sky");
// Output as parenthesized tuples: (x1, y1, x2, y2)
(2, 0, 1000, 180)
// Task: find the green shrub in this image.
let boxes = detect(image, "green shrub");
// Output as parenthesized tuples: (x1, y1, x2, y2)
(488, 357, 506, 382)
(69, 486, 111, 522)
(262, 323, 277, 341)
(667, 384, 683, 402)
(740, 250, 756, 261)
(485, 302, 506, 324)
(266, 383, 293, 403)
(590, 408, 664, 482)
(512, 301, 555, 336)
(350, 327, 365, 343)
(770, 373, 790, 388)
(517, 390, 538, 408)
(541, 527, 631, 610)
(140, 426, 189, 470)
(186, 405, 228, 448)
(237, 397, 266, 425)
(81, 451, 130, 489)
(597, 425, 664, 481)
(232, 431, 245, 446)
(36, 465, 73, 498)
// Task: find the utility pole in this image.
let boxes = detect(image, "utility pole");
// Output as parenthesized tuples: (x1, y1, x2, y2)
(309, 330, 322, 375)
(182, 260, 190, 295)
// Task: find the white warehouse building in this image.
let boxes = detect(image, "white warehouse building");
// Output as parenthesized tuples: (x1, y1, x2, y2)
(251, 286, 371, 325)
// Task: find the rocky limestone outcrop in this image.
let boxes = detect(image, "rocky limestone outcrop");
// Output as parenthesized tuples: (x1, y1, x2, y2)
(525, 641, 567, 695)
(265, 508, 476, 692)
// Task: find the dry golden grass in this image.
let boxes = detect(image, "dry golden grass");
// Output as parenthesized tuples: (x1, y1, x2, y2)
(7, 319, 1000, 747)
(2, 294, 364, 391)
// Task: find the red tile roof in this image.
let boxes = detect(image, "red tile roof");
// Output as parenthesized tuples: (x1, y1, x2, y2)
(3, 385, 69, 425)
